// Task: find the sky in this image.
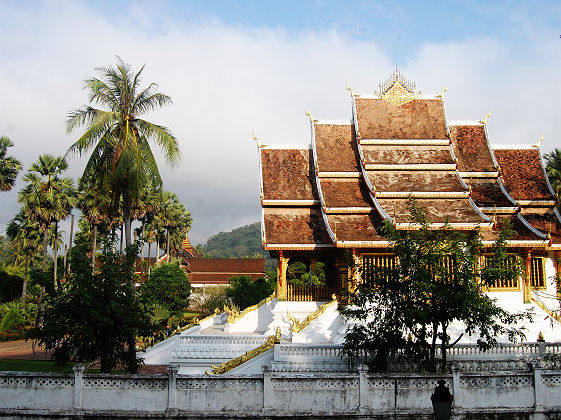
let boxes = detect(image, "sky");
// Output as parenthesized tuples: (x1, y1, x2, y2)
(1, 1, 560, 246)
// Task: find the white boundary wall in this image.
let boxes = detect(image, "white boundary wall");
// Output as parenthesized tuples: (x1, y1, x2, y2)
(1, 364, 560, 418)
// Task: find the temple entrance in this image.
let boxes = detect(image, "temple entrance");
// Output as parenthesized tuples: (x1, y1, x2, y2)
(286, 256, 338, 301)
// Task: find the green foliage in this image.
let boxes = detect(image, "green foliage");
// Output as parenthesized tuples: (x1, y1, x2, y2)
(0, 270, 23, 302)
(342, 200, 530, 373)
(36, 240, 154, 373)
(0, 136, 22, 192)
(226, 275, 276, 310)
(0, 302, 25, 332)
(141, 262, 191, 317)
(287, 261, 326, 287)
(190, 286, 229, 317)
(544, 148, 561, 210)
(201, 222, 275, 269)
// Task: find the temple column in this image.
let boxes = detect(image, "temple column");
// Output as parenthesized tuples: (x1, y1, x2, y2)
(336, 260, 349, 306)
(277, 251, 288, 301)
(555, 251, 561, 303)
(523, 250, 532, 304)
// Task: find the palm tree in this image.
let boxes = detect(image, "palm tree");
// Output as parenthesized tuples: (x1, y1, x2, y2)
(155, 191, 192, 259)
(7, 210, 42, 306)
(544, 148, 561, 209)
(18, 155, 76, 322)
(0, 136, 22, 191)
(66, 57, 181, 250)
(66, 58, 180, 371)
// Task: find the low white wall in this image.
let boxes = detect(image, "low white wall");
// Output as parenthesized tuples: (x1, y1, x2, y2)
(0, 365, 560, 417)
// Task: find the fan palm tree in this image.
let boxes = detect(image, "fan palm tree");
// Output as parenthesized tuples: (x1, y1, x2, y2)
(18, 155, 77, 322)
(66, 57, 181, 252)
(7, 210, 42, 306)
(544, 148, 561, 209)
(155, 191, 192, 259)
(0, 136, 22, 191)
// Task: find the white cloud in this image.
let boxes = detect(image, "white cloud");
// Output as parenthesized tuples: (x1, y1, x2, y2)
(0, 1, 559, 245)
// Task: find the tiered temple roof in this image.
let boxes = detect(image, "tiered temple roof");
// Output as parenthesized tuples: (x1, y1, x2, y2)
(259, 71, 560, 250)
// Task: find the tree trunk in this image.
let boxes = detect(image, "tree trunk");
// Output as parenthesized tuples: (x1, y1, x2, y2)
(166, 229, 170, 260)
(37, 225, 49, 327)
(429, 321, 438, 373)
(53, 221, 58, 292)
(120, 224, 124, 253)
(21, 254, 28, 307)
(440, 323, 448, 373)
(62, 244, 67, 280)
(123, 190, 132, 248)
(156, 236, 160, 260)
(122, 189, 136, 372)
(141, 222, 145, 270)
(92, 224, 97, 272)
(147, 241, 152, 276)
(67, 214, 74, 274)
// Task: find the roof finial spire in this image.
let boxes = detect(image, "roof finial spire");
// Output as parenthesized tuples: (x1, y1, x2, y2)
(346, 83, 356, 97)
(436, 84, 448, 98)
(305, 109, 315, 123)
(536, 135, 544, 148)
(376, 67, 418, 106)
(481, 110, 491, 124)
(252, 131, 263, 148)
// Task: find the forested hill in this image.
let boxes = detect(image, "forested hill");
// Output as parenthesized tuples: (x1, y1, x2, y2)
(201, 222, 266, 259)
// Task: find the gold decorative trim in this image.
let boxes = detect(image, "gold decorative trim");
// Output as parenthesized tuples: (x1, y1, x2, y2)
(317, 171, 362, 178)
(205, 327, 281, 375)
(365, 163, 457, 171)
(376, 69, 419, 107)
(287, 296, 338, 333)
(375, 191, 469, 199)
(458, 171, 499, 178)
(518, 200, 556, 207)
(531, 298, 561, 323)
(228, 292, 276, 324)
(324, 207, 376, 214)
(360, 139, 449, 146)
(395, 222, 494, 231)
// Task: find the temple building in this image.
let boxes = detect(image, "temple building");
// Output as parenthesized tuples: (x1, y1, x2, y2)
(259, 69, 560, 316)
(142, 71, 561, 374)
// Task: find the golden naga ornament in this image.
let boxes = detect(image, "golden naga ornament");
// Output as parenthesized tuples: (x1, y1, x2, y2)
(376, 68, 419, 107)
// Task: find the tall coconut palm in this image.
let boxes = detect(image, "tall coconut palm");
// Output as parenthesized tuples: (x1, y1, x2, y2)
(544, 148, 561, 209)
(0, 136, 22, 191)
(18, 155, 77, 322)
(66, 57, 181, 251)
(66, 58, 180, 370)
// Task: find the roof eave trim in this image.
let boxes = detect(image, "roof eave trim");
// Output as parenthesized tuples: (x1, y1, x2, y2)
(516, 213, 548, 239)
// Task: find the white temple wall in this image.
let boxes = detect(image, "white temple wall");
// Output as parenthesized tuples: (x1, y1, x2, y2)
(1, 368, 560, 417)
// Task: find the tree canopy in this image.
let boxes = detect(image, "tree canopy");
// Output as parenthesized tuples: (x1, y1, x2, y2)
(0, 136, 22, 192)
(342, 201, 530, 373)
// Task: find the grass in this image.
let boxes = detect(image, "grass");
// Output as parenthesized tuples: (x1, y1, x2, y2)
(0, 359, 75, 373)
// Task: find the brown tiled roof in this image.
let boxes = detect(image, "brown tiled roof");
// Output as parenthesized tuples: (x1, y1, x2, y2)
(354, 98, 448, 139)
(362, 144, 454, 165)
(319, 178, 372, 208)
(365, 171, 465, 192)
(480, 214, 546, 242)
(494, 149, 553, 201)
(377, 198, 485, 224)
(519, 210, 561, 242)
(468, 178, 515, 208)
(261, 148, 316, 200)
(314, 123, 361, 172)
(450, 125, 496, 172)
(263, 207, 331, 245)
(186, 258, 265, 273)
(326, 214, 385, 242)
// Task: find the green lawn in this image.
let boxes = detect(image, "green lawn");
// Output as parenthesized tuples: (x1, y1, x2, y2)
(0, 359, 75, 373)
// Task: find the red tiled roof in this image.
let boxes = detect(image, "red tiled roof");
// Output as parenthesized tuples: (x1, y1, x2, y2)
(261, 148, 316, 201)
(468, 178, 515, 208)
(319, 178, 372, 208)
(450, 125, 496, 172)
(362, 144, 454, 165)
(186, 258, 265, 273)
(365, 171, 465, 192)
(314, 123, 361, 172)
(263, 207, 331, 246)
(494, 149, 553, 201)
(377, 198, 485, 224)
(354, 98, 448, 139)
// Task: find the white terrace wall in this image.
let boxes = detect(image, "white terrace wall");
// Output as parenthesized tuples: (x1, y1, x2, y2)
(1, 365, 561, 418)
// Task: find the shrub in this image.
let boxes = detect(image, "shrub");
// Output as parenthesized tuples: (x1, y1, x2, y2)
(227, 275, 275, 310)
(142, 263, 191, 317)
(0, 302, 25, 333)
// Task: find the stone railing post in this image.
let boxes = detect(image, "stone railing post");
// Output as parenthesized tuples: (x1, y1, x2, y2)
(167, 365, 179, 412)
(531, 362, 544, 411)
(262, 365, 272, 412)
(357, 364, 369, 411)
(72, 364, 85, 410)
(451, 366, 462, 410)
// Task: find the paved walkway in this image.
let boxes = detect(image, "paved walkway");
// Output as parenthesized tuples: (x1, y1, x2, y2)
(0, 339, 51, 360)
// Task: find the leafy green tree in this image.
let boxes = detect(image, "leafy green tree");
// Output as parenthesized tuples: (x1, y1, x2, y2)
(226, 275, 276, 310)
(141, 262, 191, 318)
(342, 202, 529, 373)
(0, 271, 23, 303)
(0, 136, 22, 192)
(544, 148, 561, 209)
(154, 191, 191, 258)
(37, 239, 153, 373)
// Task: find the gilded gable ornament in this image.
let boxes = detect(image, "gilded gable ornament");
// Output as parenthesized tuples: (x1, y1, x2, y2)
(376, 68, 419, 107)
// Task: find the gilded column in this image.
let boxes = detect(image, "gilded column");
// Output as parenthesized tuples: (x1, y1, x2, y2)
(555, 251, 561, 300)
(523, 250, 532, 304)
(277, 251, 288, 301)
